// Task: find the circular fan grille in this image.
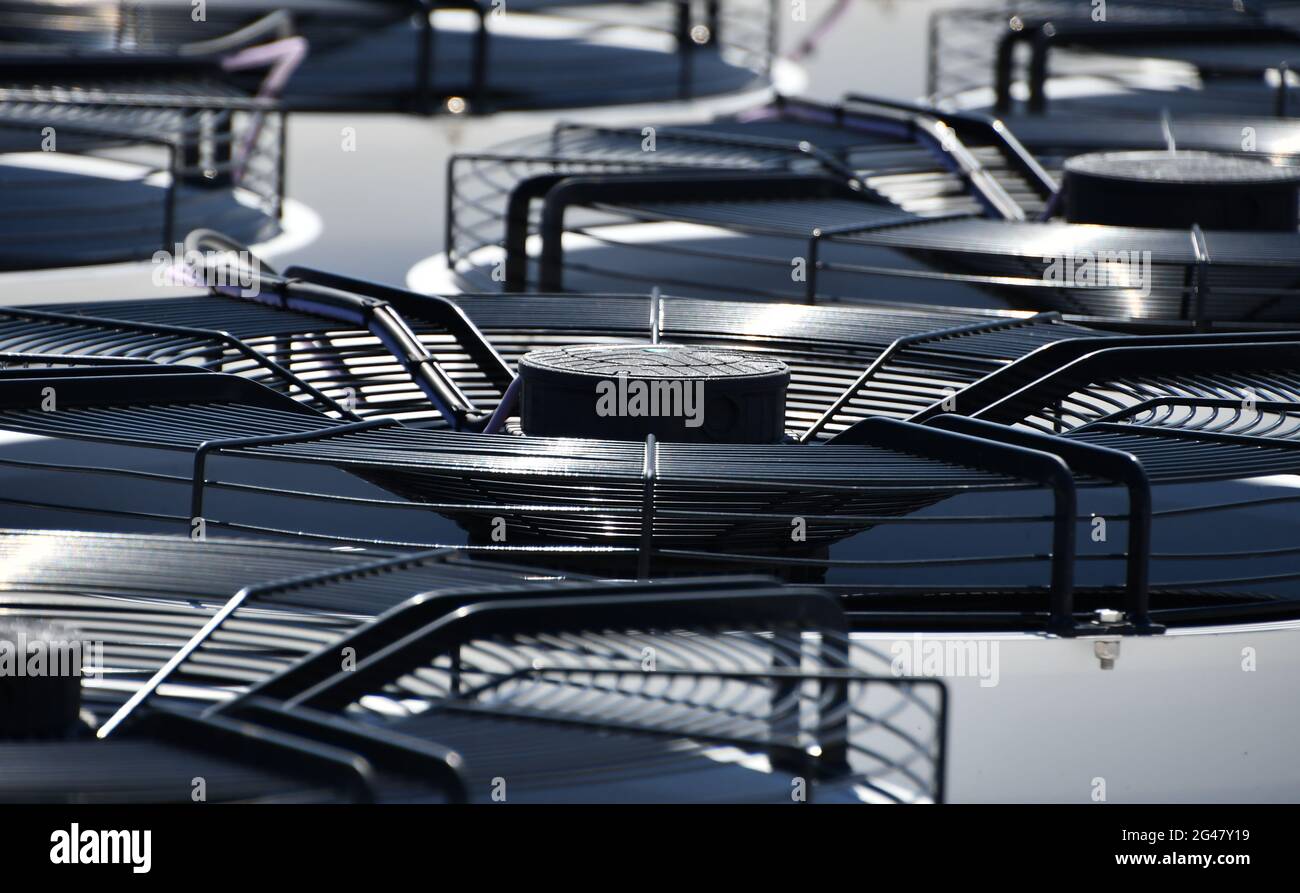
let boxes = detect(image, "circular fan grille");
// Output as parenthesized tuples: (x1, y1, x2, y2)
(440, 98, 1300, 322)
(0, 78, 284, 269)
(0, 530, 945, 804)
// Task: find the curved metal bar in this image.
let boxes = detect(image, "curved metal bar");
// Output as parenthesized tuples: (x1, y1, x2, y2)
(537, 172, 875, 291)
(928, 414, 1157, 631)
(184, 231, 494, 429)
(828, 417, 1080, 633)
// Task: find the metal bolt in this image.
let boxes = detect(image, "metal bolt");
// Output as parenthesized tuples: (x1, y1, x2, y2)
(1094, 639, 1120, 670)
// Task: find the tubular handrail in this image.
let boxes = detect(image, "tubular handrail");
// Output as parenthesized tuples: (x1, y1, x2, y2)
(958, 341, 1300, 428)
(216, 575, 806, 709)
(909, 114, 1027, 220)
(800, 312, 1058, 442)
(535, 171, 877, 291)
(97, 545, 459, 739)
(843, 93, 1059, 199)
(928, 414, 1157, 631)
(281, 264, 516, 392)
(127, 708, 380, 804)
(0, 304, 354, 419)
(911, 331, 1300, 424)
(184, 230, 497, 429)
(217, 699, 470, 803)
(993, 17, 1300, 114)
(827, 417, 1080, 633)
(266, 585, 852, 774)
(284, 588, 846, 708)
(773, 94, 1026, 219)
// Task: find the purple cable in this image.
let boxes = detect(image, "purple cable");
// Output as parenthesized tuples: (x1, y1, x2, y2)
(789, 0, 852, 63)
(481, 375, 523, 435)
(220, 36, 309, 181)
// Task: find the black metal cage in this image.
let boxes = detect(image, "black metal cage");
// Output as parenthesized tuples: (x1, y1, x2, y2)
(0, 84, 285, 269)
(0, 529, 946, 804)
(3, 257, 1300, 632)
(441, 94, 1300, 323)
(1, 0, 777, 115)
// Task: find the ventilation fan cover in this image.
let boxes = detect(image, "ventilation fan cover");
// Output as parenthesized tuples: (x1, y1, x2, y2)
(518, 343, 790, 443)
(1062, 150, 1300, 230)
(439, 98, 1300, 323)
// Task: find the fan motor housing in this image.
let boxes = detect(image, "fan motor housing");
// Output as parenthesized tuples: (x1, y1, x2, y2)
(1062, 150, 1300, 231)
(518, 343, 789, 443)
(0, 622, 84, 739)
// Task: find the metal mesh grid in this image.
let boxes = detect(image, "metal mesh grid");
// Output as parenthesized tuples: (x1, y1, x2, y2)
(0, 85, 284, 269)
(929, 0, 1300, 119)
(1, 0, 775, 114)
(441, 96, 1300, 321)
(8, 286, 1093, 432)
(3, 352, 1300, 625)
(0, 529, 946, 804)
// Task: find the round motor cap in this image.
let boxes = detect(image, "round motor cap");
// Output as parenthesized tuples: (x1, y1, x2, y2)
(518, 343, 789, 443)
(1062, 150, 1300, 231)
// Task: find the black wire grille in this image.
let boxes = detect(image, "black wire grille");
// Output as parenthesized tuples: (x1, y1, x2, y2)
(0, 531, 552, 722)
(445, 107, 985, 297)
(0, 84, 284, 269)
(214, 583, 944, 804)
(279, 0, 776, 114)
(2, 0, 776, 114)
(9, 283, 1095, 431)
(3, 345, 1300, 628)
(5, 251, 1300, 624)
(442, 95, 1300, 322)
(0, 529, 945, 804)
(929, 0, 1300, 122)
(0, 1, 302, 52)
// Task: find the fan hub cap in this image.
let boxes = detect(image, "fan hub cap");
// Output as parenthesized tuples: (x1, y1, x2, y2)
(1062, 150, 1300, 231)
(518, 343, 789, 443)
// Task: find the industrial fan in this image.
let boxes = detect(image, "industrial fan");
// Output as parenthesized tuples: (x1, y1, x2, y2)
(0, 6, 301, 271)
(435, 92, 1300, 323)
(2, 237, 1300, 632)
(0, 528, 945, 803)
(930, 0, 1300, 125)
(0, 0, 776, 114)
